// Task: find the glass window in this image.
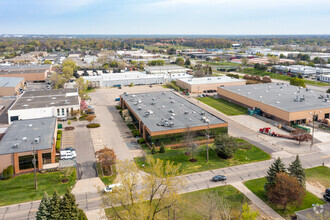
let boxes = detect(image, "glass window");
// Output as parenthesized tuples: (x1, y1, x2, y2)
(57, 109, 60, 116)
(42, 153, 52, 164)
(62, 108, 64, 115)
(66, 108, 69, 116)
(19, 155, 38, 170)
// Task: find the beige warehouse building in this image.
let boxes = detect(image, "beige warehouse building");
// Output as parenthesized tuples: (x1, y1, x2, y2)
(217, 83, 330, 124)
(176, 76, 246, 93)
(0, 77, 25, 96)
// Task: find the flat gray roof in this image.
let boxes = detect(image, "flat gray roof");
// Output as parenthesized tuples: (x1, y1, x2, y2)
(10, 88, 79, 110)
(145, 65, 189, 71)
(220, 83, 330, 112)
(121, 91, 227, 133)
(0, 69, 48, 75)
(0, 65, 51, 71)
(0, 77, 24, 87)
(0, 117, 56, 155)
(179, 76, 245, 85)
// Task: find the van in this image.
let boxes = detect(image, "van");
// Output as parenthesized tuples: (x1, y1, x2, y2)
(60, 150, 76, 160)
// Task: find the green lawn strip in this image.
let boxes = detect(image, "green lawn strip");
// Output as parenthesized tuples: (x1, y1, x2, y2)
(135, 140, 270, 175)
(0, 168, 76, 206)
(305, 166, 330, 188)
(244, 177, 325, 217)
(196, 96, 247, 116)
(105, 185, 248, 219)
(241, 68, 329, 86)
(97, 162, 117, 186)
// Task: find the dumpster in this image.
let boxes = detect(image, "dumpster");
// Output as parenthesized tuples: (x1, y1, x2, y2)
(58, 124, 62, 129)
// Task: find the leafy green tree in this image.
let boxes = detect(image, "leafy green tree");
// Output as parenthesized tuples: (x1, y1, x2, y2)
(290, 77, 306, 88)
(327, 88, 330, 93)
(49, 190, 61, 219)
(241, 202, 259, 220)
(184, 58, 191, 66)
(264, 157, 286, 192)
(279, 54, 285, 58)
(175, 57, 185, 66)
(214, 134, 239, 159)
(151, 146, 156, 154)
(288, 155, 305, 186)
(62, 59, 76, 70)
(60, 189, 79, 219)
(43, 60, 52, 65)
(168, 48, 176, 55)
(36, 192, 51, 220)
(62, 66, 74, 81)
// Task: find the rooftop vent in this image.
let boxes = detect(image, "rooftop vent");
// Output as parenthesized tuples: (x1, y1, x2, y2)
(276, 101, 280, 104)
(34, 138, 40, 144)
(161, 106, 165, 108)
(22, 137, 27, 141)
(151, 102, 156, 105)
(169, 109, 174, 113)
(184, 111, 189, 114)
(278, 94, 281, 96)
(23, 104, 29, 107)
(52, 97, 56, 99)
(152, 98, 155, 101)
(170, 100, 175, 103)
(138, 106, 142, 110)
(50, 102, 55, 105)
(162, 92, 166, 95)
(28, 124, 32, 127)
(12, 143, 19, 149)
(27, 99, 32, 101)
(201, 111, 205, 115)
(169, 116, 174, 120)
(134, 102, 138, 105)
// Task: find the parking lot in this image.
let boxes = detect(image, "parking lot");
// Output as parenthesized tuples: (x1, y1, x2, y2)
(90, 85, 169, 160)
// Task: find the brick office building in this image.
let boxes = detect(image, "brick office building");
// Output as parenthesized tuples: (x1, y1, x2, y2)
(0, 117, 57, 174)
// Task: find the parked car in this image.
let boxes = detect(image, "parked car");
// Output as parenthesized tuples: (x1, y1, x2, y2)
(64, 147, 76, 152)
(324, 193, 330, 202)
(211, 175, 226, 182)
(60, 150, 76, 160)
(104, 183, 122, 193)
(326, 188, 330, 194)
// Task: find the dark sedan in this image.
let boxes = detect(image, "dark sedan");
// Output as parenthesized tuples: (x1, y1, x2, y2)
(211, 175, 226, 182)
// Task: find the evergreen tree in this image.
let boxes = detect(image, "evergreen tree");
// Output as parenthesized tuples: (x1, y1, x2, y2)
(60, 189, 79, 219)
(49, 190, 61, 220)
(159, 143, 165, 153)
(264, 157, 286, 192)
(288, 155, 305, 186)
(151, 146, 156, 154)
(78, 209, 88, 220)
(36, 192, 51, 220)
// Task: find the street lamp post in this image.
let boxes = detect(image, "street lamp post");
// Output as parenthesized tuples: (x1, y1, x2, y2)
(32, 142, 37, 189)
(206, 121, 210, 162)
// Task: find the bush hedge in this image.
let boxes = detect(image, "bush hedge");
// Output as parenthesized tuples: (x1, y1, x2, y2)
(87, 123, 100, 128)
(132, 130, 140, 137)
(56, 134, 61, 140)
(2, 165, 14, 180)
(115, 106, 122, 109)
(138, 138, 145, 144)
(56, 140, 61, 151)
(57, 130, 62, 134)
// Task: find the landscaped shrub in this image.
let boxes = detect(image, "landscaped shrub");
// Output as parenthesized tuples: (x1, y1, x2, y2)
(87, 123, 100, 128)
(57, 130, 62, 134)
(138, 138, 145, 144)
(159, 143, 165, 153)
(226, 73, 240, 79)
(132, 130, 140, 137)
(56, 140, 61, 151)
(57, 134, 61, 140)
(79, 114, 88, 121)
(2, 165, 14, 180)
(115, 106, 122, 110)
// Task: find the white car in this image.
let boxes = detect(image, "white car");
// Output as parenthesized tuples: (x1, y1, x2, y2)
(104, 183, 122, 193)
(60, 150, 76, 160)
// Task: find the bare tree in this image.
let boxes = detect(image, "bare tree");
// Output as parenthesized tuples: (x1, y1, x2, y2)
(197, 191, 231, 220)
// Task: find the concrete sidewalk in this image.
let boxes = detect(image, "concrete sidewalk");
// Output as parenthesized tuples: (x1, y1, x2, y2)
(231, 182, 284, 220)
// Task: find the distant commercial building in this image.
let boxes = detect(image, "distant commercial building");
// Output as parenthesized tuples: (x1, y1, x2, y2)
(145, 65, 191, 75)
(0, 64, 51, 82)
(83, 71, 192, 88)
(176, 76, 246, 93)
(0, 77, 25, 96)
(273, 65, 330, 76)
(217, 83, 330, 124)
(0, 117, 57, 174)
(120, 91, 228, 147)
(116, 50, 160, 60)
(8, 88, 80, 123)
(319, 75, 330, 83)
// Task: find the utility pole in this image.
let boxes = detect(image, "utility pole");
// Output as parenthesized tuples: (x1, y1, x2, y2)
(206, 121, 210, 162)
(32, 141, 37, 189)
(311, 113, 315, 149)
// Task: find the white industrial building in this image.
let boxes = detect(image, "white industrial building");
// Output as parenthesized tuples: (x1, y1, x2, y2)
(144, 65, 191, 74)
(83, 71, 192, 88)
(319, 75, 330, 83)
(7, 88, 80, 124)
(274, 65, 330, 75)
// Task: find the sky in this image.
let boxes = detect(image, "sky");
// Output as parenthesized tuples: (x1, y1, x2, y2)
(0, 0, 329, 35)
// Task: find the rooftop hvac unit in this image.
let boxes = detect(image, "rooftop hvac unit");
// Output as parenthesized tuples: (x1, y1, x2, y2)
(134, 102, 138, 105)
(170, 100, 175, 103)
(34, 138, 40, 144)
(294, 96, 299, 102)
(171, 113, 175, 116)
(138, 99, 142, 103)
(12, 143, 19, 149)
(169, 109, 174, 113)
(151, 102, 156, 105)
(169, 96, 173, 99)
(201, 111, 205, 115)
(163, 92, 166, 95)
(169, 116, 174, 120)
(162, 106, 165, 108)
(138, 106, 142, 110)
(152, 98, 155, 101)
(184, 111, 188, 114)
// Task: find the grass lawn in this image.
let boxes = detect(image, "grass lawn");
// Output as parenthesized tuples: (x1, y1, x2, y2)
(0, 167, 76, 206)
(244, 177, 325, 218)
(241, 68, 329, 86)
(135, 139, 270, 175)
(305, 166, 330, 188)
(105, 185, 249, 219)
(196, 96, 247, 116)
(97, 163, 117, 186)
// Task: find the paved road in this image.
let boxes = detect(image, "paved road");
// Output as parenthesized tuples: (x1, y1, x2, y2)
(74, 121, 98, 179)
(2, 152, 329, 220)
